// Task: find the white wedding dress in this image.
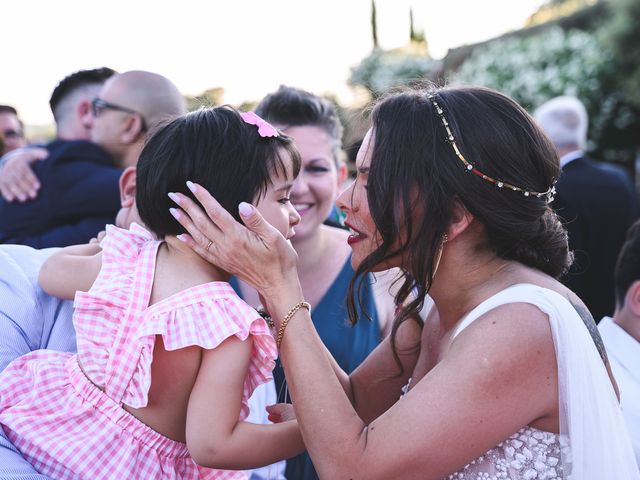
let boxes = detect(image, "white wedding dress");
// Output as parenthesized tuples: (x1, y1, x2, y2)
(406, 284, 640, 480)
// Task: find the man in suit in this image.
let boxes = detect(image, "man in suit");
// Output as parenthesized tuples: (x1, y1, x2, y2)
(534, 96, 640, 321)
(0, 69, 186, 247)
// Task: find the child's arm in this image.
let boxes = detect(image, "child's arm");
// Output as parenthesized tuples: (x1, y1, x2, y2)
(38, 243, 103, 300)
(186, 335, 305, 470)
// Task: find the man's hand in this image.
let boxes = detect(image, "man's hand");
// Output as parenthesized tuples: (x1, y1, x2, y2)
(0, 147, 48, 202)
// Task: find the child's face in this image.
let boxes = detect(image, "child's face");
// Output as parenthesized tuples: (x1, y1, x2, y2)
(254, 154, 301, 240)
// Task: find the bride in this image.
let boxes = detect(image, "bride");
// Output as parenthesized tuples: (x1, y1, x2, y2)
(170, 86, 640, 479)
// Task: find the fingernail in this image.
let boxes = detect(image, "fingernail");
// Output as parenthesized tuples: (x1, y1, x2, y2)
(186, 181, 196, 193)
(168, 192, 180, 204)
(176, 234, 187, 243)
(239, 202, 253, 217)
(169, 208, 180, 219)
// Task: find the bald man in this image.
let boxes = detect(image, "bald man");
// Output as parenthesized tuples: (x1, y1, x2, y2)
(0, 70, 186, 247)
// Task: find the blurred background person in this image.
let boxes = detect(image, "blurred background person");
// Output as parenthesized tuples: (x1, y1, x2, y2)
(534, 95, 640, 322)
(0, 69, 186, 247)
(0, 105, 26, 153)
(599, 219, 640, 466)
(0, 67, 115, 203)
(232, 85, 397, 480)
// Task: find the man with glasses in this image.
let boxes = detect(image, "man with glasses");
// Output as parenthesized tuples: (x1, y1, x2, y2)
(0, 105, 26, 154)
(0, 70, 186, 247)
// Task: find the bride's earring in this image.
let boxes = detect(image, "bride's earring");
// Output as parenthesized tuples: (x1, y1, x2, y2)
(432, 233, 448, 279)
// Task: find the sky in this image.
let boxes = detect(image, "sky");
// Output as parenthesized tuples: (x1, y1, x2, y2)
(3, 0, 546, 126)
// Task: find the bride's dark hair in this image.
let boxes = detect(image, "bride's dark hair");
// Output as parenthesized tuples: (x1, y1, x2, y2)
(346, 86, 571, 362)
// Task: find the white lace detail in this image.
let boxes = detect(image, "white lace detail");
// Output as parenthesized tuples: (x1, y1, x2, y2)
(447, 426, 564, 479)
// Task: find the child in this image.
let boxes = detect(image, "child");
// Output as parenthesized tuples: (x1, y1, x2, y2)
(0, 107, 304, 479)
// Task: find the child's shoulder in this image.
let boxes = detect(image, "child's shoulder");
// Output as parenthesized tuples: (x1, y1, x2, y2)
(147, 281, 254, 317)
(139, 282, 273, 352)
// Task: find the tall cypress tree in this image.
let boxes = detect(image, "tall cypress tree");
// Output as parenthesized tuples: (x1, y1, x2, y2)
(371, 0, 379, 49)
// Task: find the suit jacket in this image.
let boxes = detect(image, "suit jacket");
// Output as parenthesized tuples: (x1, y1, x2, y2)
(0, 139, 121, 248)
(553, 156, 640, 321)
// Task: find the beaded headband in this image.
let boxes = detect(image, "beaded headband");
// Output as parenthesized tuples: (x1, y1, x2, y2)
(426, 93, 556, 202)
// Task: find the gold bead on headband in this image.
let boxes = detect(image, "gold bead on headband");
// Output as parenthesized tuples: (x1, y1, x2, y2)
(426, 93, 556, 202)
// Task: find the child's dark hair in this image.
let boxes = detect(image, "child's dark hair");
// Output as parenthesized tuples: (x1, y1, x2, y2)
(346, 86, 571, 369)
(136, 106, 301, 238)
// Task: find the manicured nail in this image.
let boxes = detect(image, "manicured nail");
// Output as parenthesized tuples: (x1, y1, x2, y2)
(239, 202, 253, 217)
(168, 192, 180, 204)
(169, 208, 180, 220)
(186, 181, 196, 193)
(176, 234, 187, 243)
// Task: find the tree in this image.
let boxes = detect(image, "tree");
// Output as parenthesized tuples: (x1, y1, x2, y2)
(600, 0, 640, 108)
(371, 0, 378, 49)
(450, 25, 638, 166)
(184, 87, 225, 112)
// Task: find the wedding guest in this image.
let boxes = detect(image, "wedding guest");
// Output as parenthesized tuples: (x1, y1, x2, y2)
(599, 219, 640, 466)
(231, 86, 397, 478)
(0, 105, 26, 153)
(0, 70, 185, 247)
(534, 95, 640, 321)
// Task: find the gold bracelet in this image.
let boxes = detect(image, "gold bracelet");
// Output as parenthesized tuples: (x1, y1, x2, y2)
(276, 301, 311, 349)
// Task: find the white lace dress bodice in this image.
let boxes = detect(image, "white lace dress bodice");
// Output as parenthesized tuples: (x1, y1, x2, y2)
(447, 426, 563, 480)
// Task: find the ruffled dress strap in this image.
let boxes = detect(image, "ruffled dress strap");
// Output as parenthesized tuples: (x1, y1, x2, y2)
(100, 223, 161, 403)
(123, 282, 277, 417)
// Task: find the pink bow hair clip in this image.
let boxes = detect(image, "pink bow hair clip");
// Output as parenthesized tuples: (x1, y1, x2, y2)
(240, 111, 279, 138)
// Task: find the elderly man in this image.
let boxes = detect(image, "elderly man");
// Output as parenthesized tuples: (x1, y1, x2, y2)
(534, 96, 640, 321)
(0, 70, 186, 247)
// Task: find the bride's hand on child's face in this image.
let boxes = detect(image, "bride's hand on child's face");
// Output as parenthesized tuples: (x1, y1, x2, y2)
(168, 182, 300, 297)
(266, 403, 297, 423)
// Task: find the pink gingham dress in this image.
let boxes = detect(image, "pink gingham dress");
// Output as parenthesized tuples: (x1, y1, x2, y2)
(0, 223, 277, 479)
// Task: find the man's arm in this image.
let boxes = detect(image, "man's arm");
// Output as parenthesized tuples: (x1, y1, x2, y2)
(0, 245, 75, 478)
(0, 147, 48, 202)
(4, 216, 115, 249)
(0, 141, 121, 248)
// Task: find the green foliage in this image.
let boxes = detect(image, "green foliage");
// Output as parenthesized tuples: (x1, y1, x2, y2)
(449, 26, 637, 164)
(185, 87, 225, 112)
(349, 48, 440, 97)
(600, 0, 640, 108)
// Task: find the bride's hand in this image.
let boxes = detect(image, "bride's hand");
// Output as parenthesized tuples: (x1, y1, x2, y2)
(168, 181, 303, 303)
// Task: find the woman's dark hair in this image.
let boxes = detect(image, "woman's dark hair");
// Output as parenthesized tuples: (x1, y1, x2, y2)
(255, 85, 343, 164)
(347, 86, 571, 358)
(136, 106, 300, 238)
